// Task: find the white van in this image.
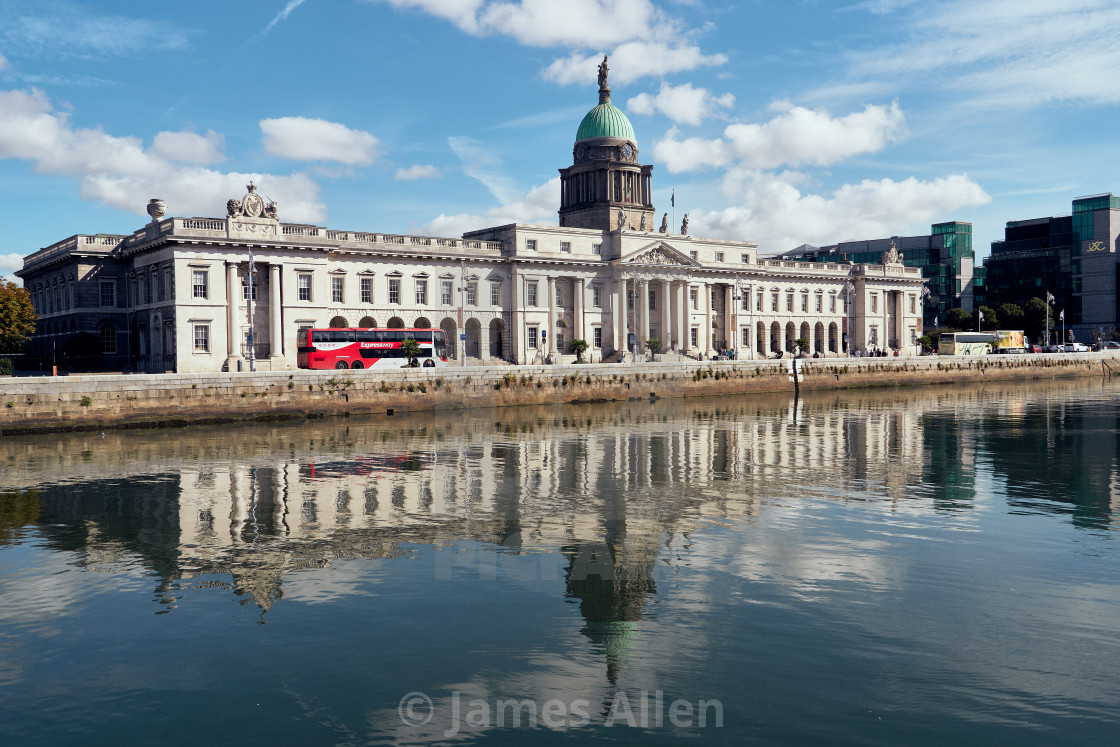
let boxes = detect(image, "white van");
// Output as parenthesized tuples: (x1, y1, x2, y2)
(1063, 342, 1090, 353)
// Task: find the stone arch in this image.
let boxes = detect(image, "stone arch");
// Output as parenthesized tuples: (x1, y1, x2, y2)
(329, 315, 348, 328)
(387, 316, 405, 329)
(757, 320, 767, 356)
(814, 322, 825, 352)
(414, 316, 432, 330)
(358, 316, 376, 328)
(828, 322, 839, 353)
(489, 318, 504, 359)
(440, 317, 457, 358)
(770, 321, 781, 353)
(800, 322, 811, 348)
(785, 321, 796, 352)
(465, 317, 481, 359)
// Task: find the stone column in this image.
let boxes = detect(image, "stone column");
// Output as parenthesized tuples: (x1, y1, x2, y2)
(614, 279, 627, 354)
(513, 268, 524, 363)
(678, 282, 689, 351)
(701, 281, 712, 356)
(547, 276, 556, 357)
(575, 277, 586, 346)
(269, 263, 283, 360)
(724, 285, 734, 352)
(660, 279, 672, 351)
(639, 279, 650, 352)
(225, 262, 241, 369)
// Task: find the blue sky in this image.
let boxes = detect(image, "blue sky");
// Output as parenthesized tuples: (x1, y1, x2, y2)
(3, 0, 1120, 280)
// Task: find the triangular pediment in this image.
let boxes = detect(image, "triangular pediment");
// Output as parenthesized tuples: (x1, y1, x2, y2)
(621, 241, 699, 267)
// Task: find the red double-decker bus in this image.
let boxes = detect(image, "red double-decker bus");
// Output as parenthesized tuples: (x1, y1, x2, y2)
(297, 328, 449, 369)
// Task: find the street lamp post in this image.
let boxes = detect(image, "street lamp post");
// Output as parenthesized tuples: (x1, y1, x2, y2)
(842, 281, 855, 356)
(1046, 291, 1054, 347)
(246, 249, 256, 372)
(457, 260, 467, 366)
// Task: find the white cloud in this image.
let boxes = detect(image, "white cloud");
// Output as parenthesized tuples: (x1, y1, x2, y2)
(371, 1, 726, 82)
(627, 81, 734, 126)
(0, 9, 188, 60)
(844, 0, 1120, 108)
(0, 88, 326, 223)
(1, 252, 24, 279)
(654, 100, 908, 173)
(395, 164, 441, 180)
(260, 117, 380, 166)
(151, 130, 225, 164)
(263, 0, 310, 34)
(0, 52, 8, 70)
(542, 42, 727, 85)
(448, 135, 518, 203)
(694, 171, 990, 253)
(418, 176, 559, 236)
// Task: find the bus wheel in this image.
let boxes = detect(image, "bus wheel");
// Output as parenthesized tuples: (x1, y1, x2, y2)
(335, 361, 348, 369)
(423, 359, 436, 367)
(350, 361, 363, 369)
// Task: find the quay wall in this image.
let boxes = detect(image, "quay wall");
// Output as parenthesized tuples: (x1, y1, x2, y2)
(1, 354, 1116, 435)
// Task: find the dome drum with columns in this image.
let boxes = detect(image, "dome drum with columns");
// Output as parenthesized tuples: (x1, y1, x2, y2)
(559, 56, 654, 232)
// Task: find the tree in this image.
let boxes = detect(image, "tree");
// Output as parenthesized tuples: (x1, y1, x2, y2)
(1023, 297, 1049, 343)
(646, 337, 662, 354)
(569, 338, 588, 363)
(946, 308, 971, 330)
(0, 280, 36, 354)
(399, 337, 421, 367)
(795, 337, 809, 354)
(997, 302, 1024, 331)
(975, 305, 998, 331)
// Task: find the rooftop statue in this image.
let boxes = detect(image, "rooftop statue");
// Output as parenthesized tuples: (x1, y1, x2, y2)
(681, 214, 689, 235)
(659, 213, 668, 233)
(598, 56, 611, 103)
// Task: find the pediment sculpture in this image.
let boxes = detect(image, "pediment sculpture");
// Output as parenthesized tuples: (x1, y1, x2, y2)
(881, 240, 901, 265)
(626, 245, 692, 266)
(227, 181, 278, 220)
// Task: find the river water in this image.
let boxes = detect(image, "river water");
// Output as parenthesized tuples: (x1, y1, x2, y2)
(2, 380, 1119, 745)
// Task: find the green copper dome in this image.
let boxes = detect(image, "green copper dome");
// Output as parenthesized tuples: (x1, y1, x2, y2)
(576, 102, 636, 143)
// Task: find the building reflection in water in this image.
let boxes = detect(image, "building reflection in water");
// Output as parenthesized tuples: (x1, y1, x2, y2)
(3, 379, 1119, 680)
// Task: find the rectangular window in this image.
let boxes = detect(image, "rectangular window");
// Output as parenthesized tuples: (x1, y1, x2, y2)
(193, 324, 210, 353)
(100, 280, 116, 308)
(593, 284, 602, 308)
(741, 327, 750, 347)
(490, 281, 501, 305)
(388, 278, 400, 304)
(771, 292, 778, 312)
(556, 285, 563, 306)
(829, 294, 837, 313)
(467, 282, 477, 305)
(156, 269, 164, 301)
(870, 294, 878, 313)
(787, 293, 794, 312)
(415, 279, 427, 305)
(361, 277, 373, 304)
(332, 276, 344, 303)
(144, 273, 152, 304)
(691, 328, 698, 347)
(593, 326, 602, 348)
(527, 282, 538, 307)
(690, 250, 698, 260)
(593, 243, 601, 255)
(192, 270, 208, 299)
(527, 326, 538, 349)
(815, 294, 822, 313)
(442, 280, 453, 305)
(741, 253, 750, 264)
(869, 325, 879, 345)
(166, 269, 174, 299)
(689, 288, 698, 310)
(560, 241, 571, 253)
(801, 293, 808, 312)
(741, 291, 750, 311)
(526, 239, 537, 252)
(101, 326, 117, 354)
(909, 294, 916, 314)
(243, 273, 258, 301)
(648, 288, 656, 311)
(298, 273, 312, 302)
(715, 251, 724, 262)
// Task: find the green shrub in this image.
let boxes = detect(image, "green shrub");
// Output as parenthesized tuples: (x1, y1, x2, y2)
(80, 396, 92, 407)
(0, 358, 12, 376)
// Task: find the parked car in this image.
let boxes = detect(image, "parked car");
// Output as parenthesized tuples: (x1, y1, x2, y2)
(1025, 344, 1042, 353)
(1044, 344, 1064, 353)
(1063, 342, 1090, 353)
(1101, 341, 1120, 350)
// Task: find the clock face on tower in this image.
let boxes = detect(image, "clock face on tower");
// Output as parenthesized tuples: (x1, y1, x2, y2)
(576, 145, 587, 161)
(621, 143, 634, 160)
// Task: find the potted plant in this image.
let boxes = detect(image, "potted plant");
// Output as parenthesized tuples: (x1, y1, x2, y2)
(570, 338, 588, 363)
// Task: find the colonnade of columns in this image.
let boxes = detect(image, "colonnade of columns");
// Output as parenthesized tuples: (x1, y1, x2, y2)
(225, 260, 285, 369)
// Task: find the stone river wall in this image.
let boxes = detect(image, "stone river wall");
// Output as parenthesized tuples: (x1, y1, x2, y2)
(1, 354, 1117, 435)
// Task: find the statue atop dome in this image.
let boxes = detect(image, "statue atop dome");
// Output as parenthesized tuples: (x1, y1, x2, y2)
(598, 55, 611, 104)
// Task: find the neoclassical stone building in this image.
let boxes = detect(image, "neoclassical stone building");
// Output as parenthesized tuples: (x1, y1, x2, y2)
(17, 59, 924, 374)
